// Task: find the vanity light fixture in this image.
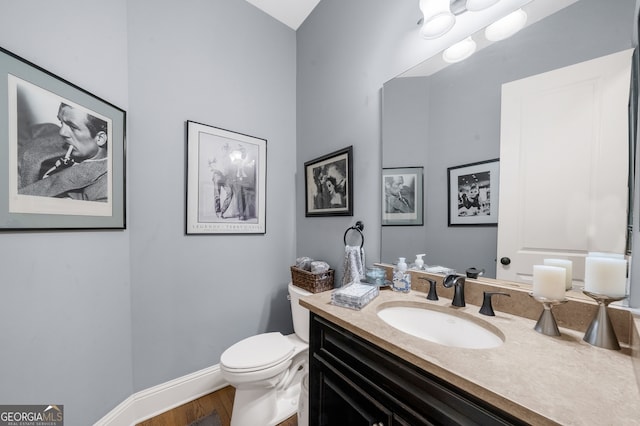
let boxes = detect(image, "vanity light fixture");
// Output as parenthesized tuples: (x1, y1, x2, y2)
(419, 1, 527, 64)
(484, 8, 527, 41)
(420, 0, 505, 39)
(419, 0, 456, 40)
(442, 37, 477, 63)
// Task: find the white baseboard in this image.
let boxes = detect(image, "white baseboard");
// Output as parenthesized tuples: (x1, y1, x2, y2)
(94, 364, 228, 426)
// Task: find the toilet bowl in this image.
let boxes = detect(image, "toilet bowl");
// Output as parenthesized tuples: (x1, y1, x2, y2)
(220, 283, 311, 426)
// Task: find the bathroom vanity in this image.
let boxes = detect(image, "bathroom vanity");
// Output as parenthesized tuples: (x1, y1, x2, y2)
(309, 312, 525, 425)
(300, 277, 640, 425)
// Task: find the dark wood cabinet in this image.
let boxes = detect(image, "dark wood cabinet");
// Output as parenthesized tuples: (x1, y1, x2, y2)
(308, 313, 526, 426)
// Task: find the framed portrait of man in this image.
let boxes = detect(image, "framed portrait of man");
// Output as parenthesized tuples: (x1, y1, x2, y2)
(0, 46, 126, 230)
(381, 167, 423, 226)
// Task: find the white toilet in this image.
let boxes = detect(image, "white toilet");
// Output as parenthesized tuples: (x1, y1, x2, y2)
(220, 283, 311, 426)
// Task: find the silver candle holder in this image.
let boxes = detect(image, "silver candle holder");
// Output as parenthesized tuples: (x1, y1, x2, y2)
(582, 290, 626, 350)
(529, 293, 567, 336)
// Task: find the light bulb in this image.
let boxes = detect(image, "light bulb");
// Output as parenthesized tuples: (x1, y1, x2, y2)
(419, 0, 456, 39)
(442, 37, 477, 63)
(466, 0, 500, 12)
(485, 8, 528, 41)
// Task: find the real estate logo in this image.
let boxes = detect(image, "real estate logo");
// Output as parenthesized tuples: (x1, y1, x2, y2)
(0, 405, 63, 426)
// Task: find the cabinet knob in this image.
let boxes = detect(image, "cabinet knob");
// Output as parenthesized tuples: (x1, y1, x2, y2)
(500, 257, 511, 265)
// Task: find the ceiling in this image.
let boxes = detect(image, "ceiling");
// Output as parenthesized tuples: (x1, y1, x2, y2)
(244, 0, 322, 30)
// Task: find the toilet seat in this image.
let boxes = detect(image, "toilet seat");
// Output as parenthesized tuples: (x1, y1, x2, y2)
(221, 332, 294, 373)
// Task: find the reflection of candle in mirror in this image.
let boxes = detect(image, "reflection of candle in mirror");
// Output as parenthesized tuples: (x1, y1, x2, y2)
(584, 256, 627, 297)
(543, 259, 573, 290)
(533, 265, 566, 300)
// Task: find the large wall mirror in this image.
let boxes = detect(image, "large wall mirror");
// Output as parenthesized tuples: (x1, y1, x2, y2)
(381, 0, 637, 285)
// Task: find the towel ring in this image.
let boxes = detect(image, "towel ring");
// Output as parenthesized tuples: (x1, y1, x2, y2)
(343, 221, 364, 249)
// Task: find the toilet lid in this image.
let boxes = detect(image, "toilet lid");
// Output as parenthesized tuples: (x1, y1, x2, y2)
(221, 332, 294, 371)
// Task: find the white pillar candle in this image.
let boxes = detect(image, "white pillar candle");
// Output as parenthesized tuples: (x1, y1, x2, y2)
(532, 265, 566, 300)
(584, 256, 627, 297)
(543, 259, 573, 290)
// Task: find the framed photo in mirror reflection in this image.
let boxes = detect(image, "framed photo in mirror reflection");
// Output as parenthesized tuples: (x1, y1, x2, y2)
(381, 167, 423, 226)
(447, 159, 499, 226)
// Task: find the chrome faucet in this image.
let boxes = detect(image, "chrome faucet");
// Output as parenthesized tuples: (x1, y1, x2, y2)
(443, 274, 466, 307)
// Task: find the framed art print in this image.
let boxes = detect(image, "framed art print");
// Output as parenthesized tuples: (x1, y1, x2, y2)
(186, 121, 266, 235)
(0, 46, 126, 230)
(304, 146, 353, 217)
(382, 166, 423, 226)
(447, 159, 499, 226)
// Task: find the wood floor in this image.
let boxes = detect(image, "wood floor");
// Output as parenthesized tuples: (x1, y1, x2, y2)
(136, 385, 298, 426)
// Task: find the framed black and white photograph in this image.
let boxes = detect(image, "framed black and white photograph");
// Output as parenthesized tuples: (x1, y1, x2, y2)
(0, 46, 126, 230)
(447, 159, 499, 226)
(186, 121, 266, 235)
(382, 167, 423, 226)
(304, 146, 353, 217)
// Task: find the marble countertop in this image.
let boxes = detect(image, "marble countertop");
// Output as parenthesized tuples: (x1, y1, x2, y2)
(300, 287, 640, 425)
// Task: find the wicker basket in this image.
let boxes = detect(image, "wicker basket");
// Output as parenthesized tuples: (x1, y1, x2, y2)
(290, 266, 334, 293)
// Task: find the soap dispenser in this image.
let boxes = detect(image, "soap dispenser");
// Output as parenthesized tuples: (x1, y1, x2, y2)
(414, 254, 425, 270)
(392, 257, 411, 293)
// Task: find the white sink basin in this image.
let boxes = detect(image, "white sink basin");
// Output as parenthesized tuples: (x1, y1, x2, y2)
(377, 305, 504, 349)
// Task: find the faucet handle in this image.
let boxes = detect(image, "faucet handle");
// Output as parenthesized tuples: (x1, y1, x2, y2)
(426, 278, 438, 300)
(418, 277, 438, 300)
(479, 291, 511, 316)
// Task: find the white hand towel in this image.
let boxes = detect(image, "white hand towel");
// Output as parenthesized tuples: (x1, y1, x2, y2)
(342, 245, 365, 286)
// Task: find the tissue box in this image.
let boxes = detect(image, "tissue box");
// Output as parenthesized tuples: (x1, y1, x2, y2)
(290, 266, 334, 293)
(331, 283, 379, 310)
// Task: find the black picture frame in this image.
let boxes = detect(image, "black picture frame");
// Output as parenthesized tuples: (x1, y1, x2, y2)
(304, 146, 353, 217)
(0, 46, 126, 230)
(381, 166, 424, 226)
(185, 121, 267, 235)
(447, 159, 499, 226)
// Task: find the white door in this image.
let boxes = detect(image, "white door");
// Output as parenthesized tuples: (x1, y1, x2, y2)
(497, 49, 633, 285)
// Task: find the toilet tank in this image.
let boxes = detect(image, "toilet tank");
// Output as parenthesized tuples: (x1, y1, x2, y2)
(288, 283, 311, 343)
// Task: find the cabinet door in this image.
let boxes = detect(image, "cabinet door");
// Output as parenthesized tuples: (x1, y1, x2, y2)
(319, 366, 392, 426)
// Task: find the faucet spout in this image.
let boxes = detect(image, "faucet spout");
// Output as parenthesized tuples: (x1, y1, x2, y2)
(443, 274, 466, 307)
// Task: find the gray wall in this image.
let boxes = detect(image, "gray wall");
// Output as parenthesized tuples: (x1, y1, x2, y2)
(381, 77, 431, 265)
(0, 1, 133, 424)
(296, 0, 432, 284)
(127, 0, 296, 392)
(0, 0, 296, 424)
(381, 0, 637, 277)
